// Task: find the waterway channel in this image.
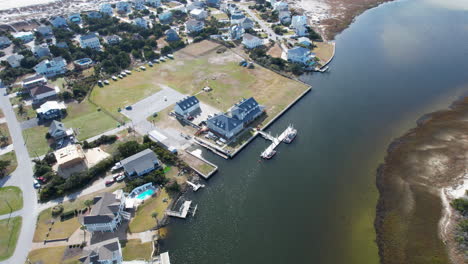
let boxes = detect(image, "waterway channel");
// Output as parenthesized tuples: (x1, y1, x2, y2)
(162, 0, 468, 263)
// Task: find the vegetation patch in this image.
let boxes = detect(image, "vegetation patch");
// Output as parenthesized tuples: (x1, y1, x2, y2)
(0, 216, 22, 261)
(0, 186, 23, 215)
(22, 125, 50, 157)
(0, 151, 17, 178)
(128, 189, 171, 233)
(27, 246, 68, 264)
(121, 239, 153, 261)
(15, 104, 36, 122)
(0, 123, 11, 147)
(33, 207, 81, 242)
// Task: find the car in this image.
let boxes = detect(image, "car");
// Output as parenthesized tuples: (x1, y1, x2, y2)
(116, 175, 126, 182)
(37, 176, 47, 183)
(105, 179, 115, 186)
(140, 66, 146, 70)
(125, 105, 132, 110)
(33, 179, 41, 189)
(187, 116, 194, 121)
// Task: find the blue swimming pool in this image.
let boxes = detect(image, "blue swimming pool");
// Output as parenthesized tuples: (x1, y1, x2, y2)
(136, 189, 155, 200)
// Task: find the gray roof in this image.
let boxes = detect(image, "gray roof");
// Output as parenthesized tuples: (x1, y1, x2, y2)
(36, 25, 52, 34)
(232, 97, 263, 122)
(243, 33, 259, 41)
(23, 74, 46, 84)
(176, 96, 199, 111)
(30, 84, 55, 96)
(80, 238, 121, 264)
(121, 148, 159, 176)
(288, 46, 309, 57)
(80, 33, 99, 41)
(82, 193, 121, 225)
(186, 19, 203, 28)
(207, 114, 242, 132)
(49, 120, 66, 135)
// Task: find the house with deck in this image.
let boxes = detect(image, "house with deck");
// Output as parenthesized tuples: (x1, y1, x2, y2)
(190, 8, 208, 20)
(295, 24, 308, 36)
(32, 44, 51, 58)
(79, 238, 123, 264)
(29, 84, 59, 102)
(291, 15, 307, 29)
(229, 24, 244, 40)
(35, 26, 53, 38)
(48, 120, 74, 140)
(230, 97, 264, 125)
(36, 101, 66, 120)
(22, 75, 47, 89)
(12, 31, 34, 43)
(34, 57, 67, 77)
(80, 192, 127, 233)
(174, 96, 200, 117)
(80, 33, 101, 50)
(287, 46, 316, 65)
(279, 10, 291, 25)
(121, 149, 160, 177)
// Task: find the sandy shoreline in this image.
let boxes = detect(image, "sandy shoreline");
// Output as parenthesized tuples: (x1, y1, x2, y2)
(0, 0, 59, 11)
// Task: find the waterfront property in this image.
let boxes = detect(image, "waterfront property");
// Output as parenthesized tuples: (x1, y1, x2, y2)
(125, 183, 158, 208)
(80, 192, 127, 233)
(121, 149, 160, 177)
(287, 46, 316, 66)
(80, 33, 101, 50)
(206, 114, 243, 139)
(174, 96, 200, 118)
(33, 57, 67, 77)
(79, 238, 123, 264)
(36, 101, 66, 120)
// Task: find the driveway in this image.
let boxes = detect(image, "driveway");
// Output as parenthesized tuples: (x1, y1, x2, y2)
(0, 87, 38, 264)
(20, 117, 39, 130)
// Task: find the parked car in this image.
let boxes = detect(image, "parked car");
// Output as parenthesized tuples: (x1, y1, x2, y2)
(116, 174, 126, 182)
(187, 116, 194, 121)
(112, 172, 124, 180)
(125, 105, 132, 110)
(33, 179, 41, 189)
(37, 176, 47, 183)
(105, 179, 115, 186)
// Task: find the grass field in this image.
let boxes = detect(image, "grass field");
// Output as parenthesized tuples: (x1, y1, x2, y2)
(128, 189, 171, 233)
(15, 105, 36, 122)
(121, 239, 153, 261)
(0, 151, 18, 177)
(28, 246, 68, 264)
(22, 125, 50, 157)
(0, 186, 22, 215)
(313, 42, 335, 64)
(63, 100, 118, 141)
(33, 207, 81, 242)
(0, 123, 11, 146)
(0, 216, 22, 261)
(90, 72, 162, 118)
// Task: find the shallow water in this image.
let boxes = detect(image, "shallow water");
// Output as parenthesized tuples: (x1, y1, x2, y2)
(162, 0, 468, 263)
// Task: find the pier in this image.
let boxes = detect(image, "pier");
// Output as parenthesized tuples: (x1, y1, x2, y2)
(258, 125, 295, 159)
(186, 181, 205, 192)
(166, 201, 198, 219)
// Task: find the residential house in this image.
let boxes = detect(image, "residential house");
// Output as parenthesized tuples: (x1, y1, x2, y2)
(121, 148, 160, 177)
(50, 16, 68, 28)
(158, 11, 173, 24)
(55, 144, 86, 167)
(48, 120, 73, 140)
(105, 35, 122, 45)
(29, 84, 59, 101)
(79, 238, 123, 264)
(230, 97, 264, 124)
(22, 75, 47, 89)
(206, 0, 220, 8)
(32, 44, 51, 58)
(0, 36, 11, 48)
(273, 1, 288, 11)
(80, 192, 126, 233)
(165, 29, 180, 42)
(207, 114, 243, 139)
(186, 1, 205, 12)
(291, 15, 307, 29)
(190, 8, 208, 20)
(297, 37, 312, 47)
(279, 10, 291, 25)
(87, 11, 103, 19)
(146, 0, 161, 7)
(230, 10, 245, 24)
(116, 1, 131, 14)
(240, 17, 254, 30)
(80, 33, 101, 50)
(36, 101, 66, 120)
(34, 57, 67, 77)
(132, 0, 145, 9)
(134, 17, 148, 28)
(185, 19, 204, 33)
(174, 96, 200, 117)
(56, 42, 68, 48)
(287, 46, 315, 65)
(100, 3, 114, 16)
(68, 13, 82, 24)
(6, 54, 23, 68)
(242, 33, 263, 49)
(222, 3, 238, 15)
(229, 24, 244, 40)
(35, 26, 53, 38)
(295, 24, 308, 36)
(12, 31, 34, 43)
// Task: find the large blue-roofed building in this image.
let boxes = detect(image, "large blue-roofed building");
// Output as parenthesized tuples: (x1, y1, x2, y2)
(207, 114, 244, 139)
(174, 96, 200, 117)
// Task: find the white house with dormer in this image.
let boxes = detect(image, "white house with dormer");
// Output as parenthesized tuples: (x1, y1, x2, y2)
(79, 33, 101, 50)
(34, 57, 67, 77)
(174, 96, 200, 117)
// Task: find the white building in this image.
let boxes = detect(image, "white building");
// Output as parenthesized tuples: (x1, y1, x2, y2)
(295, 24, 308, 36)
(32, 44, 51, 58)
(291, 15, 307, 29)
(79, 33, 101, 50)
(7, 54, 24, 68)
(185, 19, 205, 33)
(190, 8, 208, 20)
(174, 96, 200, 117)
(242, 33, 263, 49)
(81, 192, 127, 233)
(100, 3, 114, 15)
(34, 57, 67, 77)
(12, 31, 34, 43)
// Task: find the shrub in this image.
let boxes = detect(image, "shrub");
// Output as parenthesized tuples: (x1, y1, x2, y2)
(51, 205, 64, 216)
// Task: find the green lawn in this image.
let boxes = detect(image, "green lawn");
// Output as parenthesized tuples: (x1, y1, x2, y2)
(0, 123, 11, 146)
(0, 151, 18, 177)
(128, 189, 171, 233)
(121, 239, 153, 261)
(0, 186, 23, 215)
(49, 77, 67, 90)
(22, 125, 50, 157)
(62, 100, 117, 141)
(28, 246, 67, 264)
(90, 71, 162, 118)
(15, 105, 36, 122)
(33, 207, 81, 242)
(0, 216, 22, 261)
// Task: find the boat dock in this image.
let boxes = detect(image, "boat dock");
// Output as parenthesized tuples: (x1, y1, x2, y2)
(258, 125, 295, 159)
(166, 201, 197, 219)
(186, 181, 205, 192)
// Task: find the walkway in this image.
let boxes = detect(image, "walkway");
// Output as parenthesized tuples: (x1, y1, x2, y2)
(0, 87, 38, 264)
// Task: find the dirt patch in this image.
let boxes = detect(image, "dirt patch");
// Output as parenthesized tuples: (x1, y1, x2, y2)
(179, 40, 221, 57)
(267, 43, 283, 58)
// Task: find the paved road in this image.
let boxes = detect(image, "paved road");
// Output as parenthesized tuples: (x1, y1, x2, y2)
(0, 87, 38, 264)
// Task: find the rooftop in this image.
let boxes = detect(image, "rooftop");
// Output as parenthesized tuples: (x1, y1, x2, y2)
(121, 148, 159, 175)
(82, 193, 121, 225)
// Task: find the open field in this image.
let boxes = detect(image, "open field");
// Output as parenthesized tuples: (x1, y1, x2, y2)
(0, 216, 22, 261)
(147, 105, 198, 136)
(179, 151, 216, 176)
(0, 123, 11, 146)
(63, 100, 117, 141)
(121, 239, 153, 261)
(0, 186, 23, 215)
(0, 151, 18, 177)
(313, 42, 335, 64)
(267, 43, 283, 58)
(128, 189, 171, 233)
(90, 71, 162, 119)
(27, 246, 77, 264)
(22, 125, 50, 157)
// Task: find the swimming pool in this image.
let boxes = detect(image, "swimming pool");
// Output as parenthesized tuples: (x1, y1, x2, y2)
(136, 189, 155, 200)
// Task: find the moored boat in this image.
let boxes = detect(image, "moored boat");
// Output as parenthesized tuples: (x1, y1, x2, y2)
(283, 127, 297, 143)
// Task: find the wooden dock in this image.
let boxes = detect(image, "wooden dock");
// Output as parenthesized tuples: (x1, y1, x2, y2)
(166, 201, 192, 219)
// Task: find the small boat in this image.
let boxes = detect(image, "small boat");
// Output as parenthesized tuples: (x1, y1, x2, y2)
(283, 126, 297, 144)
(261, 149, 276, 159)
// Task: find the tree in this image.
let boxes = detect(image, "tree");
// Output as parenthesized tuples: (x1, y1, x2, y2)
(84, 199, 93, 208)
(0, 160, 10, 175)
(18, 103, 24, 115)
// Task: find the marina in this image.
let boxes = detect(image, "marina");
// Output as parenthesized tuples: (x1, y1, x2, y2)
(258, 125, 297, 159)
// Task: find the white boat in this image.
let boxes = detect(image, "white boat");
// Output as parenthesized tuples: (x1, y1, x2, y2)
(261, 149, 276, 159)
(282, 125, 297, 144)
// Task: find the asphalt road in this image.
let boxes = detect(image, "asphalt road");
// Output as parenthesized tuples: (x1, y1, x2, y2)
(0, 87, 38, 264)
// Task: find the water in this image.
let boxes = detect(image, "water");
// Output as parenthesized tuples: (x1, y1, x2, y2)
(162, 0, 468, 263)
(136, 189, 155, 200)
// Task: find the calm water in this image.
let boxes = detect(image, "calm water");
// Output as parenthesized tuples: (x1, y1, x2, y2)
(162, 0, 468, 263)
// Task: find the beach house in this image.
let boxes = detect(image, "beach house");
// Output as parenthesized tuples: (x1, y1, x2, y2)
(78, 238, 123, 264)
(190, 8, 208, 20)
(230, 10, 246, 24)
(100, 3, 114, 16)
(165, 29, 180, 42)
(35, 26, 53, 38)
(80, 33, 101, 50)
(240, 17, 254, 30)
(297, 37, 312, 47)
(134, 17, 148, 28)
(242, 33, 263, 49)
(121, 149, 160, 177)
(36, 101, 66, 120)
(174, 96, 200, 117)
(229, 24, 244, 40)
(29, 84, 58, 102)
(207, 114, 244, 140)
(80, 192, 127, 233)
(105, 35, 122, 45)
(50, 16, 68, 28)
(186, 1, 205, 12)
(0, 36, 11, 48)
(48, 120, 73, 140)
(7, 54, 24, 68)
(32, 44, 51, 58)
(146, 0, 161, 7)
(34, 57, 67, 77)
(12, 31, 34, 43)
(185, 19, 205, 33)
(158, 11, 173, 24)
(287, 46, 315, 65)
(291, 15, 307, 29)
